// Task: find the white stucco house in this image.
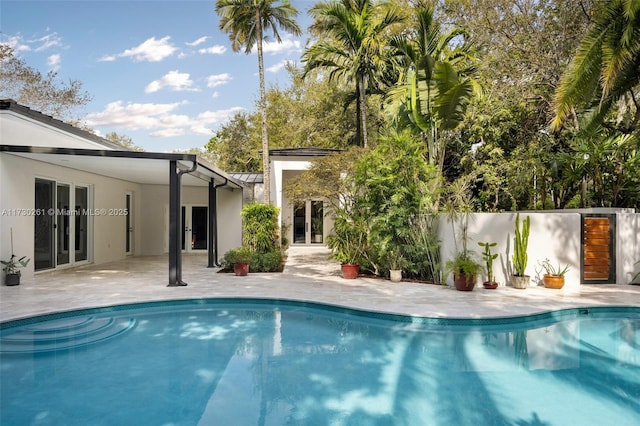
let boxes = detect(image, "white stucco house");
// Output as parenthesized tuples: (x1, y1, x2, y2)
(0, 99, 244, 286)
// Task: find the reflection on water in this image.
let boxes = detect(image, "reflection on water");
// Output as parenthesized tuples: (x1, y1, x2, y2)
(1, 304, 639, 425)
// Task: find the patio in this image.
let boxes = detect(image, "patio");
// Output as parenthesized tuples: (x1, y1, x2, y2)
(2, 246, 640, 323)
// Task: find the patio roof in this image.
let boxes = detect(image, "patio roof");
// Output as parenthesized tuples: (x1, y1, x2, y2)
(0, 145, 244, 188)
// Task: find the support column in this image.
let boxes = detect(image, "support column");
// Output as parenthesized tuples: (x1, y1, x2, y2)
(168, 160, 187, 286)
(208, 179, 216, 267)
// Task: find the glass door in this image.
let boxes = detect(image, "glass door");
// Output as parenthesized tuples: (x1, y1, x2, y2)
(56, 184, 70, 266)
(182, 205, 208, 251)
(75, 186, 88, 262)
(292, 200, 324, 244)
(125, 193, 133, 255)
(34, 178, 55, 271)
(293, 202, 306, 244)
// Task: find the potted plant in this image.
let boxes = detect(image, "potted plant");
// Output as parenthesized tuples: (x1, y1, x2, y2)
(326, 215, 366, 279)
(445, 251, 482, 291)
(443, 183, 481, 291)
(387, 247, 407, 283)
(478, 241, 499, 289)
(511, 213, 530, 289)
(541, 258, 570, 289)
(223, 246, 253, 276)
(311, 217, 323, 243)
(2, 254, 30, 286)
(2, 229, 30, 286)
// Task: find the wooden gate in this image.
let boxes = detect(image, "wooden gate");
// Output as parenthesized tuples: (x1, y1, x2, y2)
(581, 214, 616, 284)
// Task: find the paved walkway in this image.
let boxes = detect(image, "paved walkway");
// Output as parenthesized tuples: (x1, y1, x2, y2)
(2, 245, 640, 323)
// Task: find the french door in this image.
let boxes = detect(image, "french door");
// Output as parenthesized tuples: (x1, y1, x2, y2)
(34, 178, 89, 271)
(125, 193, 133, 255)
(182, 205, 208, 252)
(293, 200, 324, 245)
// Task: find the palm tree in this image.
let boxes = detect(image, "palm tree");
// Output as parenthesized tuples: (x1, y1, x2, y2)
(552, 0, 640, 134)
(386, 3, 479, 174)
(216, 0, 301, 204)
(302, 0, 404, 148)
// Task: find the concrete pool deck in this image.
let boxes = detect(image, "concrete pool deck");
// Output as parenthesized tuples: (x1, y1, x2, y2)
(2, 246, 640, 323)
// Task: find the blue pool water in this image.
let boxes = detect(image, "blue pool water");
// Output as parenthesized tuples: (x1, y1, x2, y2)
(1, 300, 639, 425)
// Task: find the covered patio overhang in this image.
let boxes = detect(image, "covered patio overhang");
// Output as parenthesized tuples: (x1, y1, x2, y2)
(0, 144, 244, 286)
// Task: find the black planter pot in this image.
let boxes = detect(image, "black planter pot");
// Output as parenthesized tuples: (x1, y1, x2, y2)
(5, 273, 20, 286)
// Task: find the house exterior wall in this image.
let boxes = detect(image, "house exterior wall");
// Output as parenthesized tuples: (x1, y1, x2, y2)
(216, 186, 243, 258)
(0, 153, 143, 279)
(439, 210, 639, 288)
(137, 184, 242, 259)
(272, 158, 334, 246)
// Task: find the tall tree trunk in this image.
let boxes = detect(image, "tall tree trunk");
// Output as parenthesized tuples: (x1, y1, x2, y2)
(357, 75, 368, 148)
(256, 7, 271, 204)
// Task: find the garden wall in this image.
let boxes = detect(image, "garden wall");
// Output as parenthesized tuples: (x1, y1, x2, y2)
(439, 209, 639, 290)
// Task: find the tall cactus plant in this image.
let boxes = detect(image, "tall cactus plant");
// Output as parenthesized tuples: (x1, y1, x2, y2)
(512, 213, 530, 276)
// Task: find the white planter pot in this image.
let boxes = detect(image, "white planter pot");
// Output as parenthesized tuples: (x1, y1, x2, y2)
(390, 269, 402, 283)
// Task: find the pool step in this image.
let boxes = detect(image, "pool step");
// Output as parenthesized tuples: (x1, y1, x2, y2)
(0, 316, 136, 353)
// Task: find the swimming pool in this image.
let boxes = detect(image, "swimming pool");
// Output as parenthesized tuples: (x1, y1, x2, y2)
(1, 299, 638, 425)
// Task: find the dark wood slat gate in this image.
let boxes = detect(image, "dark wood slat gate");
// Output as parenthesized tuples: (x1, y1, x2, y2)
(581, 214, 616, 284)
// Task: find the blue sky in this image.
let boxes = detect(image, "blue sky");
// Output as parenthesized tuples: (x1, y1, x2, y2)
(1, 0, 314, 152)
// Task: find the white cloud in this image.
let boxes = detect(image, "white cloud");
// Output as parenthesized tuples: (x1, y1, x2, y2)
(186, 36, 209, 47)
(262, 36, 301, 54)
(86, 101, 244, 138)
(47, 54, 61, 70)
(266, 60, 295, 73)
(85, 101, 185, 130)
(191, 107, 244, 134)
(100, 36, 177, 62)
(151, 128, 185, 138)
(206, 73, 232, 88)
(1, 35, 31, 52)
(31, 33, 63, 52)
(145, 70, 198, 93)
(98, 54, 117, 62)
(198, 45, 226, 55)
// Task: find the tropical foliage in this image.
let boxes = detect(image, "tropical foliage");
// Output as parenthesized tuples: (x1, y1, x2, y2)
(303, 0, 404, 147)
(216, 0, 302, 203)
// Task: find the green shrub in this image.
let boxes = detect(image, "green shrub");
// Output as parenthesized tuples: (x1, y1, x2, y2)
(222, 246, 252, 267)
(241, 203, 280, 253)
(220, 248, 284, 272)
(249, 250, 285, 272)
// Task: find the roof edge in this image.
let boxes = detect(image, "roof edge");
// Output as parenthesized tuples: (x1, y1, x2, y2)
(0, 99, 125, 151)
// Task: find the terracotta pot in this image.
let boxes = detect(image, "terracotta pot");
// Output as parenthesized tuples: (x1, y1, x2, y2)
(234, 263, 249, 276)
(511, 275, 530, 289)
(454, 273, 476, 291)
(483, 281, 498, 289)
(389, 269, 402, 283)
(341, 264, 359, 279)
(543, 274, 565, 289)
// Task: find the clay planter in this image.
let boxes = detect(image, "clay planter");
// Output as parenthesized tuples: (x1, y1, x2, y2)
(543, 274, 565, 289)
(234, 263, 249, 276)
(511, 275, 530, 289)
(341, 264, 360, 279)
(483, 281, 498, 290)
(454, 273, 476, 291)
(389, 269, 402, 283)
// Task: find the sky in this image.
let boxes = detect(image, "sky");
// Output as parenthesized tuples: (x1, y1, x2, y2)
(1, 0, 315, 152)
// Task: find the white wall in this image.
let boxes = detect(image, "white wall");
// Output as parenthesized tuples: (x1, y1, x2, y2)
(618, 212, 640, 283)
(217, 186, 243, 259)
(137, 183, 242, 260)
(0, 153, 142, 279)
(271, 159, 312, 226)
(441, 212, 582, 290)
